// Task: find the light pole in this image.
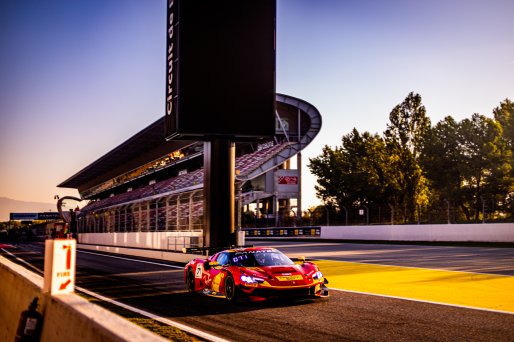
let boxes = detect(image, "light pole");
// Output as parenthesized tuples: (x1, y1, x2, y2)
(341, 206, 348, 226)
(444, 199, 450, 224)
(363, 205, 369, 225)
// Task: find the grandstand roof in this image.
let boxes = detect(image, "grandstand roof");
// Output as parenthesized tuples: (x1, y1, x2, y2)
(57, 117, 193, 191)
(59, 93, 322, 198)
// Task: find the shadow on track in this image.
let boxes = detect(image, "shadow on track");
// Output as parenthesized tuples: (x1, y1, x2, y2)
(118, 291, 325, 318)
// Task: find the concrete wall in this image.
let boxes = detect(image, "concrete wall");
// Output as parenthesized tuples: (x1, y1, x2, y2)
(79, 231, 245, 258)
(0, 256, 43, 342)
(321, 223, 514, 242)
(0, 255, 167, 342)
(80, 225, 514, 253)
(79, 231, 204, 251)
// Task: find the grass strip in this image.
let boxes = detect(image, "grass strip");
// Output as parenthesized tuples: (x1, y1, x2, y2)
(76, 291, 202, 342)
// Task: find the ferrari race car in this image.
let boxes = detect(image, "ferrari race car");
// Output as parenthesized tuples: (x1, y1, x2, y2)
(184, 247, 329, 302)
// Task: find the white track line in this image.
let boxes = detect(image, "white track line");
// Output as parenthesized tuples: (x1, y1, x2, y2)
(331, 287, 514, 315)
(78, 250, 184, 269)
(325, 258, 514, 278)
(1, 248, 43, 274)
(76, 285, 230, 342)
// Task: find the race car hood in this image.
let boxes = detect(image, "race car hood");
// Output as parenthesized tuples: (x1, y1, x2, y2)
(242, 265, 307, 280)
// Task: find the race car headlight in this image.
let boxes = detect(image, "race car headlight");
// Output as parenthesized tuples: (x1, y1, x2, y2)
(241, 275, 265, 284)
(312, 271, 323, 280)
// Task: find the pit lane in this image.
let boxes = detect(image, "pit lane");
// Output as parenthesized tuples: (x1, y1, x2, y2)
(2, 241, 514, 341)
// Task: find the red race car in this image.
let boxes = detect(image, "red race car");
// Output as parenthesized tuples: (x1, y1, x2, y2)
(184, 247, 329, 302)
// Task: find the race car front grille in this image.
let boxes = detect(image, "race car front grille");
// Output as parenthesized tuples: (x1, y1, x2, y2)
(252, 287, 312, 298)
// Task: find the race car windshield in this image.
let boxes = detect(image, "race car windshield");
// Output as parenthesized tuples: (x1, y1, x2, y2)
(229, 250, 295, 267)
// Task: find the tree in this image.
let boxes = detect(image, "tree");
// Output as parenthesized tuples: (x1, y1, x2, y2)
(308, 129, 391, 214)
(308, 144, 347, 209)
(494, 99, 514, 151)
(493, 99, 514, 217)
(458, 113, 510, 221)
(422, 116, 461, 196)
(384, 92, 431, 157)
(309, 94, 513, 224)
(384, 92, 430, 222)
(423, 107, 513, 222)
(421, 116, 463, 220)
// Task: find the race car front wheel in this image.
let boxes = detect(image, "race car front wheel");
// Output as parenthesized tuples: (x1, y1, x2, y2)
(186, 269, 196, 293)
(224, 274, 239, 303)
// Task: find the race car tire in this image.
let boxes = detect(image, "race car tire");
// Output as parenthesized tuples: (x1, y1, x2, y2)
(186, 268, 196, 294)
(224, 274, 239, 303)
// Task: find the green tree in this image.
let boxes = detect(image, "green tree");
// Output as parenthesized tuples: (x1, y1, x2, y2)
(494, 99, 514, 150)
(493, 99, 514, 218)
(421, 116, 463, 220)
(308, 129, 391, 213)
(308, 144, 347, 209)
(384, 92, 430, 222)
(458, 113, 510, 221)
(422, 116, 461, 197)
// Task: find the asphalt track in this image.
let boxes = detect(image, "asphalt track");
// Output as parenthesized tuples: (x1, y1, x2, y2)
(250, 240, 514, 313)
(2, 241, 514, 341)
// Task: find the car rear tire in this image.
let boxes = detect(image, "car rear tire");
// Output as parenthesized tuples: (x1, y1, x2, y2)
(186, 269, 196, 294)
(224, 274, 239, 303)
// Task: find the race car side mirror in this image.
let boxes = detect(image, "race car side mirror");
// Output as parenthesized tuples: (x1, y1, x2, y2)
(297, 256, 306, 264)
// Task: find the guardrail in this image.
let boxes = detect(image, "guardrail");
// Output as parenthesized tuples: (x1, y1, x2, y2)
(243, 226, 321, 237)
(167, 234, 203, 252)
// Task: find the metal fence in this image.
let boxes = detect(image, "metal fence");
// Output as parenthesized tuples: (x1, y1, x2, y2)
(242, 203, 513, 227)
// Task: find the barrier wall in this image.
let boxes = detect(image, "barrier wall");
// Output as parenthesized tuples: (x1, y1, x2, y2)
(0, 255, 166, 342)
(80, 225, 514, 252)
(320, 223, 514, 242)
(79, 231, 245, 257)
(79, 231, 204, 251)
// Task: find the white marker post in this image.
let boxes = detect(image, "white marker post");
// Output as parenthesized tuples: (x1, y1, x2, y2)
(43, 239, 76, 295)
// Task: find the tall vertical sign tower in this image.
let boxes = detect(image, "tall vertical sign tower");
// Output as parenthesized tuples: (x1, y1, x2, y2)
(165, 0, 276, 248)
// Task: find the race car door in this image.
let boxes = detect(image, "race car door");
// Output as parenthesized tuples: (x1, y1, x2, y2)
(208, 252, 230, 293)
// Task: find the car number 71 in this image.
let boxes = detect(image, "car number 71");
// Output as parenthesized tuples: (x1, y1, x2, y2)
(195, 264, 203, 278)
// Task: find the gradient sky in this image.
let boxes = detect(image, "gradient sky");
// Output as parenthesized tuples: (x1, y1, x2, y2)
(1, 0, 513, 211)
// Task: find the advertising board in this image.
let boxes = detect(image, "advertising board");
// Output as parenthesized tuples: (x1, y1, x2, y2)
(275, 169, 299, 199)
(9, 212, 61, 221)
(165, 0, 276, 140)
(9, 213, 38, 221)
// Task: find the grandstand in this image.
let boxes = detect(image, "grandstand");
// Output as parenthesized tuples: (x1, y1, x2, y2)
(58, 93, 321, 250)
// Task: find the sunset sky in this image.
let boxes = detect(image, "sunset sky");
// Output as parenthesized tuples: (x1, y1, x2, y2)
(1, 0, 513, 211)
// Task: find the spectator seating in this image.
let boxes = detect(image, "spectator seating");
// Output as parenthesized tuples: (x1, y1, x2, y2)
(81, 141, 291, 213)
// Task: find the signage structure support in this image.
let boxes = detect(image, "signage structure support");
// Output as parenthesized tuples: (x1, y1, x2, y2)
(203, 138, 236, 248)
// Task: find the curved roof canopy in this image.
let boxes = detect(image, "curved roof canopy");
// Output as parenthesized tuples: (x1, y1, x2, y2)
(58, 93, 322, 196)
